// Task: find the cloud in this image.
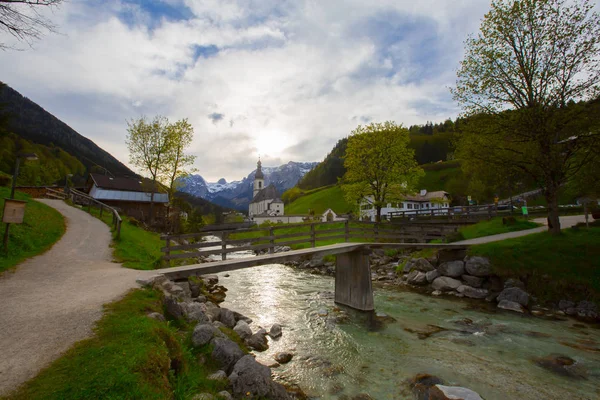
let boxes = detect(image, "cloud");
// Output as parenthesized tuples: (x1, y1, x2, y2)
(0, 0, 529, 181)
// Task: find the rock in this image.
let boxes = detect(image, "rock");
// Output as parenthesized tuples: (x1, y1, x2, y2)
(246, 329, 269, 351)
(163, 295, 184, 319)
(204, 302, 221, 321)
(192, 323, 220, 347)
(497, 287, 530, 307)
(162, 280, 173, 291)
(208, 370, 228, 381)
(147, 312, 165, 322)
(233, 311, 253, 324)
(437, 261, 465, 278)
(274, 352, 293, 364)
(497, 300, 525, 313)
(188, 278, 202, 298)
(503, 278, 525, 289)
(169, 284, 185, 296)
(407, 270, 428, 286)
(482, 275, 504, 292)
(485, 292, 500, 302)
(402, 260, 415, 274)
(558, 300, 575, 311)
(431, 290, 442, 296)
(461, 274, 483, 288)
(457, 285, 489, 299)
(430, 385, 484, 400)
(575, 308, 599, 321)
(309, 256, 324, 268)
(211, 337, 245, 374)
(212, 321, 226, 329)
(202, 274, 219, 285)
(533, 354, 585, 378)
(274, 245, 291, 253)
(136, 274, 166, 287)
(464, 256, 492, 277)
(182, 302, 210, 323)
(318, 308, 328, 316)
(229, 355, 291, 399)
(269, 323, 283, 338)
(576, 300, 597, 311)
(192, 394, 215, 400)
(431, 277, 462, 291)
(426, 270, 440, 283)
(413, 258, 435, 272)
(233, 320, 252, 340)
(194, 295, 207, 303)
(219, 308, 237, 328)
(410, 373, 445, 400)
(217, 391, 233, 400)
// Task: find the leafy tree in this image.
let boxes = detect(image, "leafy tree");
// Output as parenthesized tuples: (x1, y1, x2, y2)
(342, 121, 424, 222)
(0, 0, 64, 50)
(164, 118, 196, 201)
(453, 0, 600, 234)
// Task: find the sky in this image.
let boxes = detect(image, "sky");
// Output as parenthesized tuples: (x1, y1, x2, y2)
(3, 0, 595, 182)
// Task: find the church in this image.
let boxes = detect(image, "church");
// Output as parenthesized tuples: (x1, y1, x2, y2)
(248, 159, 284, 217)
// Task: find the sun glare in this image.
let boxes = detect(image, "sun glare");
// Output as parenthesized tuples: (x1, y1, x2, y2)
(254, 130, 291, 157)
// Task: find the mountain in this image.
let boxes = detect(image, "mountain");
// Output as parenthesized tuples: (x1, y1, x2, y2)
(0, 82, 135, 177)
(297, 138, 348, 190)
(179, 161, 318, 211)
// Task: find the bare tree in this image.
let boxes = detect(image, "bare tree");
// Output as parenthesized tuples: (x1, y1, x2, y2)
(0, 0, 64, 50)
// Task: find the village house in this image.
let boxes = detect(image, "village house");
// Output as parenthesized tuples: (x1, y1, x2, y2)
(359, 190, 450, 220)
(86, 173, 169, 222)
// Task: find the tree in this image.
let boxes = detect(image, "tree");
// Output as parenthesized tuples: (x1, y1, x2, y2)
(0, 0, 64, 50)
(163, 118, 195, 201)
(453, 0, 600, 234)
(126, 116, 171, 224)
(342, 121, 423, 222)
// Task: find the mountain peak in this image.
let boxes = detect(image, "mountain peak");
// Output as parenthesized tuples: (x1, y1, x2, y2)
(217, 178, 227, 184)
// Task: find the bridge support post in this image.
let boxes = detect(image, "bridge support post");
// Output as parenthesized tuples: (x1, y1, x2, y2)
(334, 249, 374, 311)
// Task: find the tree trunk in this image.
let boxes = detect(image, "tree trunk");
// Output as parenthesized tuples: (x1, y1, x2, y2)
(149, 187, 155, 226)
(545, 188, 561, 235)
(376, 206, 382, 223)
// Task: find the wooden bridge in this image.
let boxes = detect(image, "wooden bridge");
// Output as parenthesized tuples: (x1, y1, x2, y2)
(155, 221, 467, 311)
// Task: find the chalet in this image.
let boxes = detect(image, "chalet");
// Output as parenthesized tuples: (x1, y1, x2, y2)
(359, 190, 450, 220)
(86, 173, 169, 221)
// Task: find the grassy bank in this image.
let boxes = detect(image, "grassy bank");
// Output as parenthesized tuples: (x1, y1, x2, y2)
(447, 217, 541, 242)
(469, 223, 600, 303)
(5, 289, 229, 400)
(0, 187, 65, 274)
(286, 185, 353, 215)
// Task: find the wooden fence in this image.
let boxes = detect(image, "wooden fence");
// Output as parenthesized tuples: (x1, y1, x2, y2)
(389, 204, 504, 221)
(160, 220, 458, 265)
(68, 188, 123, 239)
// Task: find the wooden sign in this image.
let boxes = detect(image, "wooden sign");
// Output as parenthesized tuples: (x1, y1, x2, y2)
(2, 199, 26, 224)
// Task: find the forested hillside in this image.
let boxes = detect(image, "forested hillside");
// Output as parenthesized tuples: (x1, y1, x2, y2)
(0, 82, 135, 177)
(297, 138, 347, 190)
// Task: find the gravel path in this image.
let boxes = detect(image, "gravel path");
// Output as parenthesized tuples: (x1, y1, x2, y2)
(0, 200, 147, 395)
(453, 214, 588, 245)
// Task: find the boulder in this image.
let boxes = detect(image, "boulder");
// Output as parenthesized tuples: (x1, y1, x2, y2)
(233, 311, 253, 324)
(431, 277, 462, 291)
(426, 270, 440, 283)
(497, 300, 525, 313)
(182, 302, 210, 323)
(409, 373, 445, 400)
(217, 391, 233, 400)
(204, 302, 221, 321)
(229, 355, 290, 399)
(202, 275, 219, 286)
(194, 295, 207, 303)
(233, 320, 252, 340)
(192, 323, 220, 347)
(576, 300, 597, 311)
(136, 274, 166, 287)
(147, 312, 165, 322)
(219, 308, 237, 328)
(457, 285, 489, 299)
(461, 275, 483, 288)
(558, 300, 575, 311)
(188, 278, 202, 298)
(407, 270, 428, 286)
(208, 370, 228, 381)
(211, 337, 245, 374)
(269, 323, 283, 338)
(309, 256, 325, 268)
(430, 385, 484, 400)
(533, 354, 586, 379)
(402, 260, 415, 274)
(246, 329, 269, 351)
(504, 278, 525, 289)
(163, 295, 184, 319)
(464, 256, 492, 277)
(413, 258, 435, 272)
(274, 352, 293, 364)
(437, 261, 465, 278)
(497, 287, 530, 307)
(192, 394, 215, 400)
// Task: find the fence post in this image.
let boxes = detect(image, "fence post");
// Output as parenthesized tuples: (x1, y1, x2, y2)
(344, 220, 349, 242)
(116, 219, 121, 239)
(374, 223, 379, 241)
(487, 205, 492, 220)
(165, 237, 171, 267)
(221, 232, 228, 260)
(310, 224, 316, 248)
(269, 227, 274, 254)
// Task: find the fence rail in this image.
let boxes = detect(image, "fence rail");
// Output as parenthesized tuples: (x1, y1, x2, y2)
(69, 188, 122, 239)
(160, 220, 458, 265)
(388, 204, 505, 221)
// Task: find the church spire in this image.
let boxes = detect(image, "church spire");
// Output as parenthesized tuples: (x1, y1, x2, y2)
(255, 158, 264, 179)
(253, 157, 264, 198)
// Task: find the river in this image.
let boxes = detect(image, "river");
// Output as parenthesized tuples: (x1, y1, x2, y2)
(204, 241, 600, 399)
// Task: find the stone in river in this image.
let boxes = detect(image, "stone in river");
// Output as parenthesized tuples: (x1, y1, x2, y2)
(437, 261, 465, 278)
(457, 285, 488, 299)
(533, 354, 586, 379)
(497, 287, 530, 307)
(497, 300, 525, 313)
(407, 270, 428, 285)
(274, 352, 293, 364)
(431, 276, 462, 291)
(429, 384, 484, 400)
(461, 274, 483, 288)
(426, 270, 440, 283)
(413, 258, 435, 272)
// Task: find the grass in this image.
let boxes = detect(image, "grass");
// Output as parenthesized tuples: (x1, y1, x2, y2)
(285, 185, 353, 215)
(469, 222, 600, 303)
(0, 187, 66, 274)
(418, 161, 463, 191)
(4, 289, 229, 400)
(447, 216, 541, 242)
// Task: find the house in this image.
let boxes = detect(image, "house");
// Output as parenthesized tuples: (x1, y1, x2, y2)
(252, 214, 307, 225)
(86, 173, 169, 221)
(248, 159, 285, 218)
(321, 208, 347, 222)
(359, 190, 450, 220)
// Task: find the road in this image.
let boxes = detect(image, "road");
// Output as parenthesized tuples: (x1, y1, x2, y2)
(0, 199, 144, 395)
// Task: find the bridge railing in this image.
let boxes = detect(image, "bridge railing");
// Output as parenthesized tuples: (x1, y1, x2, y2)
(160, 220, 458, 265)
(388, 204, 503, 221)
(69, 188, 122, 239)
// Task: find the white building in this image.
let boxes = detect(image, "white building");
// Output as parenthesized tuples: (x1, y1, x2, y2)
(359, 190, 450, 220)
(248, 159, 285, 218)
(321, 208, 347, 222)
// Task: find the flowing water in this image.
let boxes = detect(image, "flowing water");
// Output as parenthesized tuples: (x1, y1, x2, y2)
(204, 239, 600, 399)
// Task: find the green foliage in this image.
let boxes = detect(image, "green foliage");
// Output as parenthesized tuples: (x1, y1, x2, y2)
(298, 138, 348, 190)
(281, 186, 303, 204)
(469, 225, 600, 302)
(285, 185, 353, 215)
(0, 188, 66, 274)
(0, 171, 11, 186)
(407, 131, 454, 165)
(342, 121, 424, 221)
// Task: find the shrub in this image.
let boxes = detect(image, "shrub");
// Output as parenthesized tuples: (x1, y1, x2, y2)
(0, 174, 12, 187)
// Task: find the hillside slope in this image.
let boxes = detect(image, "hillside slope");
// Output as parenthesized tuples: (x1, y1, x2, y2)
(285, 185, 354, 215)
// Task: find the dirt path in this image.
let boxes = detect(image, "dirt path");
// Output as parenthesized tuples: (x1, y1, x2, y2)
(0, 200, 147, 395)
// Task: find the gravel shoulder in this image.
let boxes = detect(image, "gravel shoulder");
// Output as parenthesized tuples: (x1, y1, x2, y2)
(0, 200, 147, 395)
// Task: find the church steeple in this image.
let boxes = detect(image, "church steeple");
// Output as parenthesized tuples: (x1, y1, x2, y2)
(253, 158, 264, 198)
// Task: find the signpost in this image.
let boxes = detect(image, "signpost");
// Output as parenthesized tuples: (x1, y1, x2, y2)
(2, 199, 26, 224)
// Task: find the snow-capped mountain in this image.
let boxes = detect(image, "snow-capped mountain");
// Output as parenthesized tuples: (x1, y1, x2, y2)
(178, 161, 318, 211)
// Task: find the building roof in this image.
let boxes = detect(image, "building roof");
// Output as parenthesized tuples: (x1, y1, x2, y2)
(255, 159, 264, 179)
(89, 173, 162, 193)
(402, 190, 449, 202)
(89, 186, 169, 203)
(250, 184, 281, 203)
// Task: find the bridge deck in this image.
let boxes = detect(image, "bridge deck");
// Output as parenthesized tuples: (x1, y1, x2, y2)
(155, 242, 468, 280)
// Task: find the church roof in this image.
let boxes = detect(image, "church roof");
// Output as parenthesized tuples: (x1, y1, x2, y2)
(251, 184, 280, 203)
(255, 159, 264, 179)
